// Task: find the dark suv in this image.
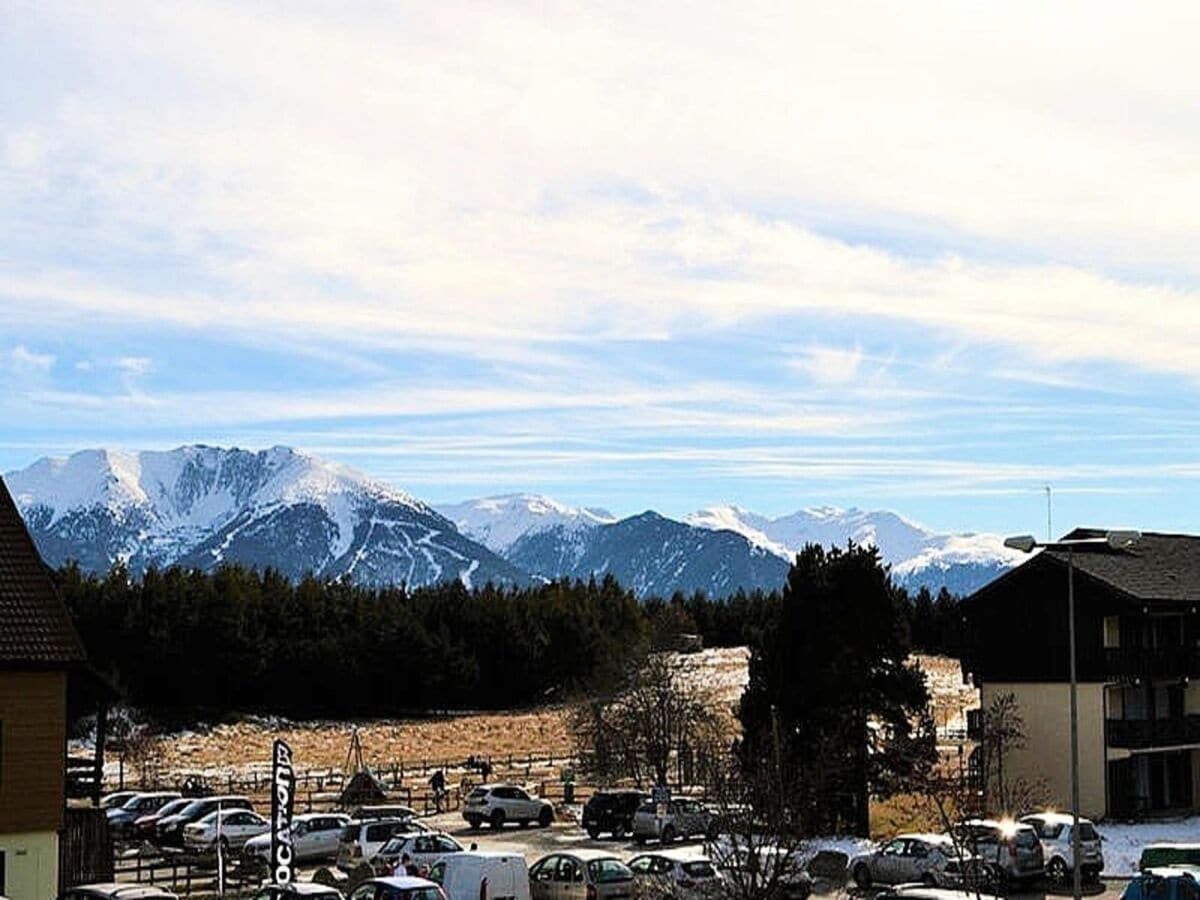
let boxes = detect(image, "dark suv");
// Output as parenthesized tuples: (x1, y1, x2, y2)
(582, 790, 648, 839)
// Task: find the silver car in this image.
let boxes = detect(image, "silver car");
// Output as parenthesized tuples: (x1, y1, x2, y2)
(632, 799, 715, 845)
(952, 820, 1044, 885)
(242, 812, 351, 866)
(529, 852, 635, 900)
(628, 849, 723, 900)
(850, 834, 960, 888)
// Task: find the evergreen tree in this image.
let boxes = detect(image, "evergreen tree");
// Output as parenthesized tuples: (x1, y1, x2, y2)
(738, 543, 936, 836)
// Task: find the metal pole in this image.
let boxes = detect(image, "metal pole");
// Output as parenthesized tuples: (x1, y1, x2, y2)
(1069, 547, 1082, 900)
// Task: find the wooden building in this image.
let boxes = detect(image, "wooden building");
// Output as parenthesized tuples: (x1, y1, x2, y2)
(963, 529, 1200, 819)
(0, 476, 87, 899)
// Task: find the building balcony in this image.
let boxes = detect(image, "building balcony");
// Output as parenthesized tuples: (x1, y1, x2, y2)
(1107, 715, 1200, 749)
(1104, 646, 1200, 680)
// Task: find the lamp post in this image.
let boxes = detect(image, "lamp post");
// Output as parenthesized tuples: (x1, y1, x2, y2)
(1003, 530, 1140, 900)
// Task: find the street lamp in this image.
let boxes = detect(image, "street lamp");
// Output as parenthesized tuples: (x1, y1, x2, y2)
(1003, 530, 1141, 900)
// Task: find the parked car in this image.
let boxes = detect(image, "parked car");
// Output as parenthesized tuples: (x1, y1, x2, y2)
(99, 791, 140, 809)
(529, 852, 636, 900)
(428, 851, 531, 900)
(951, 820, 1044, 886)
(183, 807, 270, 853)
(249, 886, 346, 900)
(59, 886, 178, 899)
(628, 848, 723, 900)
(338, 818, 420, 872)
(156, 795, 253, 847)
(372, 832, 466, 876)
(243, 813, 352, 867)
(1123, 867, 1200, 900)
(849, 834, 961, 888)
(583, 791, 648, 839)
(1140, 845, 1200, 872)
(632, 799, 716, 845)
(134, 797, 191, 841)
(1019, 812, 1104, 883)
(462, 784, 554, 830)
(108, 792, 181, 837)
(876, 887, 1001, 900)
(348, 876, 449, 900)
(355, 805, 419, 821)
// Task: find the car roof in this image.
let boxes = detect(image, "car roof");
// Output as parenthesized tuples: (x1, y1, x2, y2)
(1143, 867, 1200, 879)
(446, 851, 525, 861)
(1020, 812, 1095, 826)
(351, 816, 412, 828)
(262, 885, 345, 896)
(633, 848, 711, 862)
(894, 886, 1001, 900)
(295, 811, 349, 821)
(554, 850, 627, 862)
(70, 885, 177, 898)
(959, 819, 1034, 831)
(368, 876, 440, 889)
(896, 833, 952, 844)
(475, 783, 522, 791)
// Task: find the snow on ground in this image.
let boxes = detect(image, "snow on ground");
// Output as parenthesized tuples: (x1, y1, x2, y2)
(1099, 817, 1200, 875)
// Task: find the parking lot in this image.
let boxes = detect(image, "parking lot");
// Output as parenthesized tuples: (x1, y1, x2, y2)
(290, 810, 1131, 900)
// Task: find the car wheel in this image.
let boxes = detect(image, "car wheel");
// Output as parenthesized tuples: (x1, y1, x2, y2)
(538, 807, 553, 828)
(921, 873, 937, 887)
(1048, 858, 1068, 885)
(635, 835, 647, 847)
(852, 864, 872, 888)
(489, 809, 506, 830)
(612, 822, 626, 839)
(519, 819, 530, 829)
(587, 826, 601, 840)
(661, 825, 676, 844)
(466, 816, 482, 830)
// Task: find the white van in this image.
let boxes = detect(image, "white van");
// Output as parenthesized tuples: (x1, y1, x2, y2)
(430, 851, 531, 900)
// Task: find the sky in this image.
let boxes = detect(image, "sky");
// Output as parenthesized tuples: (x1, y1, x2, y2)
(3, 1, 1200, 536)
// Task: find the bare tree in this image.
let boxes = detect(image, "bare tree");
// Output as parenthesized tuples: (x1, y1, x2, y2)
(571, 652, 726, 789)
(979, 692, 1049, 815)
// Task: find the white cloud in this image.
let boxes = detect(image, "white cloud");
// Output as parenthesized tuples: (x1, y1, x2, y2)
(3, 0, 1200, 382)
(115, 356, 153, 376)
(791, 347, 864, 385)
(6, 345, 55, 374)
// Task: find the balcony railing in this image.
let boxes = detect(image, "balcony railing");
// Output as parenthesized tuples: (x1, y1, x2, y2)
(1107, 715, 1200, 749)
(1104, 646, 1200, 679)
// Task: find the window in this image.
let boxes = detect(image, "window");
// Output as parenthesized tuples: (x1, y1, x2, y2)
(556, 858, 583, 883)
(588, 859, 632, 884)
(350, 887, 377, 900)
(436, 836, 461, 852)
(367, 822, 396, 842)
(629, 857, 654, 874)
(882, 840, 907, 856)
(682, 862, 716, 879)
(531, 857, 557, 882)
(1104, 616, 1121, 649)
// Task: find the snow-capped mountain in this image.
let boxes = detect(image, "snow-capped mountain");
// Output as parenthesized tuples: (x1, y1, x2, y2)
(6, 446, 521, 588)
(506, 511, 790, 597)
(685, 504, 1021, 594)
(436, 493, 615, 554)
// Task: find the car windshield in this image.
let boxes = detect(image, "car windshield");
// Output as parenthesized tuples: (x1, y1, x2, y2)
(397, 889, 443, 900)
(155, 799, 188, 817)
(589, 859, 633, 883)
(180, 800, 210, 817)
(468, 788, 489, 799)
(1014, 829, 1039, 848)
(682, 862, 716, 878)
(380, 837, 405, 853)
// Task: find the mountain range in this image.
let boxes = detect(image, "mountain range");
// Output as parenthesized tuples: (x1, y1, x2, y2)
(4, 445, 1020, 597)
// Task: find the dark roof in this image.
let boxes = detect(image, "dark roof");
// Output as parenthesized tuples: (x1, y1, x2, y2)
(0, 476, 85, 665)
(1039, 528, 1200, 604)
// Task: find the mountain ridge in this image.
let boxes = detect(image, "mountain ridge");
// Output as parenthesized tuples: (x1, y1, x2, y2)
(6, 445, 1018, 596)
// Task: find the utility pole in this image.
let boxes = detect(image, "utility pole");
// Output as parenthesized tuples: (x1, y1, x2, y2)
(1045, 484, 1053, 541)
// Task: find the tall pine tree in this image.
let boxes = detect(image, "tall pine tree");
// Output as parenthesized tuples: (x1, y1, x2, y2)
(738, 543, 935, 835)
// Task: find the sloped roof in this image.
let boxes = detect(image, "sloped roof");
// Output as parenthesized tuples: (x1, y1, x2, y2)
(0, 475, 85, 665)
(1041, 528, 1200, 604)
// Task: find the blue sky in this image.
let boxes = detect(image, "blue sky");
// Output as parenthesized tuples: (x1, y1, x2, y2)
(3, 1, 1200, 536)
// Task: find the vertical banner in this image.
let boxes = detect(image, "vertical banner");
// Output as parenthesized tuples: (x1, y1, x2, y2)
(271, 738, 296, 885)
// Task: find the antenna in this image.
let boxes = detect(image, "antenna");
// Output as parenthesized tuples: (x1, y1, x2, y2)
(1045, 484, 1053, 541)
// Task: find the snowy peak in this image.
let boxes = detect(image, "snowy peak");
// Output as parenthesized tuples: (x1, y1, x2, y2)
(436, 492, 615, 554)
(5, 445, 516, 589)
(684, 504, 1023, 594)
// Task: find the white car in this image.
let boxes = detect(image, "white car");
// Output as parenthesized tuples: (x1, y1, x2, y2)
(628, 849, 723, 900)
(182, 808, 269, 853)
(462, 784, 553, 830)
(1019, 812, 1104, 883)
(429, 851, 531, 900)
(849, 834, 962, 888)
(372, 832, 466, 876)
(242, 812, 351, 866)
(338, 817, 423, 871)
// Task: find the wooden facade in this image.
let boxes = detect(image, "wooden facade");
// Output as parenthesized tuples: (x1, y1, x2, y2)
(0, 670, 69, 835)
